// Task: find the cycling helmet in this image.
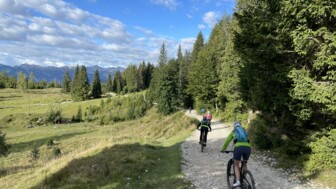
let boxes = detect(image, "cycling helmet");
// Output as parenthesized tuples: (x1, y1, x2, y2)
(233, 121, 240, 127)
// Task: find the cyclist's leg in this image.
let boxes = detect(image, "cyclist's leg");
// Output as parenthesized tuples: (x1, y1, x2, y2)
(242, 146, 251, 175)
(203, 128, 209, 143)
(233, 147, 244, 186)
(234, 160, 240, 183)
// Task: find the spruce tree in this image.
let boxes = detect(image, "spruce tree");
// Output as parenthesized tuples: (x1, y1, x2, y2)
(144, 62, 154, 89)
(91, 69, 102, 98)
(156, 60, 180, 115)
(158, 43, 168, 66)
(138, 61, 146, 90)
(79, 65, 90, 100)
(123, 64, 139, 93)
(112, 71, 123, 94)
(106, 73, 113, 92)
(71, 65, 80, 100)
(62, 69, 71, 93)
(191, 31, 205, 63)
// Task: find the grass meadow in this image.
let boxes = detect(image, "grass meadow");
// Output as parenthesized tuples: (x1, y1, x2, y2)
(0, 89, 197, 189)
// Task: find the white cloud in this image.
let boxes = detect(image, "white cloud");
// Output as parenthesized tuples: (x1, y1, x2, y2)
(186, 14, 193, 19)
(202, 11, 219, 28)
(150, 0, 180, 10)
(198, 24, 206, 30)
(134, 26, 154, 35)
(0, 0, 197, 67)
(179, 37, 195, 52)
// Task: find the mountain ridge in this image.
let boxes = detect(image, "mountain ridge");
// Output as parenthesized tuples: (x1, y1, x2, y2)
(0, 64, 125, 83)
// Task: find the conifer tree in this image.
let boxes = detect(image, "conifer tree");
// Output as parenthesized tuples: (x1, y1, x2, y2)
(71, 65, 80, 100)
(144, 62, 154, 89)
(156, 60, 180, 115)
(91, 69, 102, 98)
(191, 31, 205, 63)
(123, 64, 138, 93)
(158, 43, 168, 66)
(0, 71, 8, 88)
(148, 43, 169, 102)
(62, 69, 71, 93)
(138, 61, 146, 90)
(78, 65, 90, 100)
(112, 71, 123, 94)
(106, 73, 113, 92)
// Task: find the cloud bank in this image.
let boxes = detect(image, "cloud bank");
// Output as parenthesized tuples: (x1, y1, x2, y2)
(0, 0, 194, 67)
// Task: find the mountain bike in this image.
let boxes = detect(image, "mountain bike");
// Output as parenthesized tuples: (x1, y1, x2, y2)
(198, 129, 210, 152)
(224, 150, 255, 189)
(201, 130, 206, 152)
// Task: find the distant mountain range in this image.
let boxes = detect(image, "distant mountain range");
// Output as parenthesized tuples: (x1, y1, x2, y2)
(0, 64, 125, 83)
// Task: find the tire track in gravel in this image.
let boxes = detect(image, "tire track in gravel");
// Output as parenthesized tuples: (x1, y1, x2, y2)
(182, 110, 330, 189)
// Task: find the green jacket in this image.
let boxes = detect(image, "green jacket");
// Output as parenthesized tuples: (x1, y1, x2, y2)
(221, 130, 251, 151)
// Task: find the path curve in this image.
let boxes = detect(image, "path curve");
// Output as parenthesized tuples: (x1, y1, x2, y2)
(182, 110, 330, 189)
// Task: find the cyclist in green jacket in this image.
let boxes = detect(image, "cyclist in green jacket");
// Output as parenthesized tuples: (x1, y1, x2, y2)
(221, 121, 251, 187)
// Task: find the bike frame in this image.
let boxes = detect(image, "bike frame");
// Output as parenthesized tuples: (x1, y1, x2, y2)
(224, 150, 255, 189)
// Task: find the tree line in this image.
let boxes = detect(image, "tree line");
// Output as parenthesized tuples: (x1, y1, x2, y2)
(62, 63, 154, 101)
(146, 0, 336, 173)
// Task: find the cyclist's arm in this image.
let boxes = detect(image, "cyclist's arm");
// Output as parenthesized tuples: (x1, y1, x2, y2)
(196, 122, 201, 129)
(221, 131, 234, 151)
(208, 124, 212, 131)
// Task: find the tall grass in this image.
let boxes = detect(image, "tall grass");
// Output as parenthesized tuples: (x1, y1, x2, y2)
(0, 89, 196, 189)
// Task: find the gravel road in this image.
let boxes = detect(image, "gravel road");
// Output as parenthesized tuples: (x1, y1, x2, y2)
(182, 110, 331, 189)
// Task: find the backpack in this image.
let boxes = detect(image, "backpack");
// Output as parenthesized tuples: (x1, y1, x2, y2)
(233, 122, 249, 142)
(201, 119, 208, 125)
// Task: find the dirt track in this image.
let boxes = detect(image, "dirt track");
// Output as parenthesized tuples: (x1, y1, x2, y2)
(182, 110, 330, 189)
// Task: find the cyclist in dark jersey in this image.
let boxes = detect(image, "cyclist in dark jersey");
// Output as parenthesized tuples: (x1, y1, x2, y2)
(197, 116, 212, 146)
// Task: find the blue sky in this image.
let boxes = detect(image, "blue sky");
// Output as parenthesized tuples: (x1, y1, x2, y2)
(0, 0, 235, 68)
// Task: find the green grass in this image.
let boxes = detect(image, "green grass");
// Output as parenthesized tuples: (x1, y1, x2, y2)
(0, 89, 196, 189)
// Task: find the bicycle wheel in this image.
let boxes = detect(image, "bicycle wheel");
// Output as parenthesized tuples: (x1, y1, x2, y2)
(241, 170, 256, 189)
(201, 132, 205, 152)
(226, 159, 235, 188)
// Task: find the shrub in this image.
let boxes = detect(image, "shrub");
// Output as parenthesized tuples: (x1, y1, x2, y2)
(30, 145, 40, 160)
(53, 147, 61, 158)
(249, 116, 273, 149)
(46, 139, 54, 147)
(75, 106, 82, 122)
(45, 105, 62, 123)
(0, 131, 10, 157)
(306, 129, 336, 173)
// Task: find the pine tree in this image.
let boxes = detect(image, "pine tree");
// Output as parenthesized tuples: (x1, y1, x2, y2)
(148, 43, 169, 101)
(156, 60, 180, 115)
(79, 65, 90, 100)
(91, 69, 102, 98)
(191, 31, 205, 63)
(62, 69, 71, 93)
(138, 61, 146, 90)
(144, 62, 154, 89)
(123, 64, 138, 93)
(0, 71, 8, 88)
(106, 73, 113, 92)
(158, 43, 168, 66)
(71, 65, 80, 100)
(112, 71, 123, 94)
